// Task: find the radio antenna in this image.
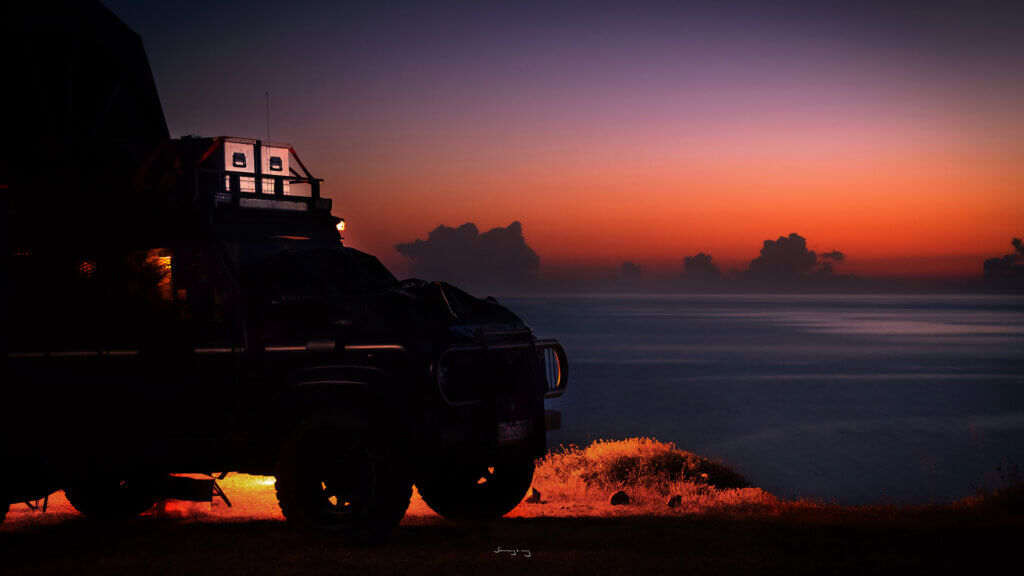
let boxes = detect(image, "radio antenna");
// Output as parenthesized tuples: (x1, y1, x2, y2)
(265, 90, 271, 141)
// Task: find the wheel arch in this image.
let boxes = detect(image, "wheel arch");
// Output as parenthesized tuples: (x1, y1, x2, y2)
(280, 365, 396, 421)
(274, 364, 416, 451)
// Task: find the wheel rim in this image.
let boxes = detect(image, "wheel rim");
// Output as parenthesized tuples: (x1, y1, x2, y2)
(474, 466, 496, 486)
(416, 459, 535, 519)
(303, 436, 374, 522)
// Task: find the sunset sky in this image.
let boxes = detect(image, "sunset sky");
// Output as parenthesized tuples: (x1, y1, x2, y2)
(104, 0, 1023, 280)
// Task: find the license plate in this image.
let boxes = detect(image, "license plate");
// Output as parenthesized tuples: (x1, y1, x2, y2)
(497, 419, 532, 443)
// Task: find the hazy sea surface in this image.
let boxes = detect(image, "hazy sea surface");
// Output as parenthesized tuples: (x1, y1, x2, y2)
(503, 294, 1024, 505)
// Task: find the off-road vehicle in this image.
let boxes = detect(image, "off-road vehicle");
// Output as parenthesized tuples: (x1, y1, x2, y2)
(0, 1, 567, 539)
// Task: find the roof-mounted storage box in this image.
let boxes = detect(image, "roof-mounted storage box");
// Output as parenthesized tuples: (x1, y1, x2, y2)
(220, 137, 296, 196)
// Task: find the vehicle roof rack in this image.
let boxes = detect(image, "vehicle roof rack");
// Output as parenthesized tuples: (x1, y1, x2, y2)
(193, 136, 330, 213)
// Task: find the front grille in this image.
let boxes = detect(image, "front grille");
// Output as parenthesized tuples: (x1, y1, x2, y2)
(437, 346, 539, 406)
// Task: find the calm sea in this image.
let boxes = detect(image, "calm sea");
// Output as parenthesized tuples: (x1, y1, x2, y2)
(503, 294, 1024, 505)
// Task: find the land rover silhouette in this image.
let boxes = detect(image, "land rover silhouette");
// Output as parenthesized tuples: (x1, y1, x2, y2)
(0, 2, 567, 540)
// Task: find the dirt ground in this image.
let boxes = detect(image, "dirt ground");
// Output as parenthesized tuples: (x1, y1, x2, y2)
(2, 481, 1022, 575)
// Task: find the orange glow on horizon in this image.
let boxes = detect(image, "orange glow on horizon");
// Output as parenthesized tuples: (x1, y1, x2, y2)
(319, 72, 1024, 282)
(332, 130, 1022, 280)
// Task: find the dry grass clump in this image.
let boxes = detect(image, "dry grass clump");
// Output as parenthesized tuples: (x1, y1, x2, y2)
(957, 462, 1024, 515)
(526, 438, 777, 515)
(976, 483, 1024, 514)
(539, 438, 748, 490)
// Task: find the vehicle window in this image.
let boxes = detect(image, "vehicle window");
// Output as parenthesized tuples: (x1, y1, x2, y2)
(269, 156, 283, 171)
(232, 152, 246, 168)
(6, 250, 105, 350)
(239, 245, 397, 301)
(6, 244, 237, 351)
(172, 247, 236, 347)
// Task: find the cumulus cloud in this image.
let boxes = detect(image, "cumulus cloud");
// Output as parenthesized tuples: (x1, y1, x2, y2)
(678, 252, 726, 291)
(620, 261, 643, 281)
(683, 253, 723, 280)
(983, 237, 1024, 291)
(746, 233, 819, 280)
(609, 260, 644, 290)
(739, 233, 850, 288)
(395, 221, 540, 291)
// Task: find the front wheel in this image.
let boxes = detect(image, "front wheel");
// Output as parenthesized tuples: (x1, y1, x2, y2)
(275, 411, 412, 540)
(417, 457, 535, 519)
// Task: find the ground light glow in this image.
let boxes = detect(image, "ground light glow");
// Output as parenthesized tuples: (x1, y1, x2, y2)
(2, 437, 1016, 531)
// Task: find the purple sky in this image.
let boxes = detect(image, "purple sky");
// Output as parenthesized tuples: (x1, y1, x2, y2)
(102, 1, 1024, 280)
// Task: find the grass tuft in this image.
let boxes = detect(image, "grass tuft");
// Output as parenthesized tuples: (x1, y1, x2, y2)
(527, 437, 772, 515)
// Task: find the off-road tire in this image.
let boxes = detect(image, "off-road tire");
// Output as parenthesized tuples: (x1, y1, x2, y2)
(417, 457, 535, 519)
(63, 475, 163, 519)
(275, 410, 412, 541)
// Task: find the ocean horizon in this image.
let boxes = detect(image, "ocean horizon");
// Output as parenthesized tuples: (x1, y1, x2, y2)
(505, 293, 1024, 505)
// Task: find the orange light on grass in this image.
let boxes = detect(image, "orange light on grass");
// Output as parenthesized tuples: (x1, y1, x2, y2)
(145, 249, 174, 301)
(78, 259, 96, 277)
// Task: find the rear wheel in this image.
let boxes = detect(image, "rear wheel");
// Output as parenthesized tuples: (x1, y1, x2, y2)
(275, 411, 412, 540)
(64, 475, 164, 519)
(417, 457, 535, 519)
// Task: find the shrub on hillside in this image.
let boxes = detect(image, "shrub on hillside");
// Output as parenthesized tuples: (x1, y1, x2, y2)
(536, 437, 749, 494)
